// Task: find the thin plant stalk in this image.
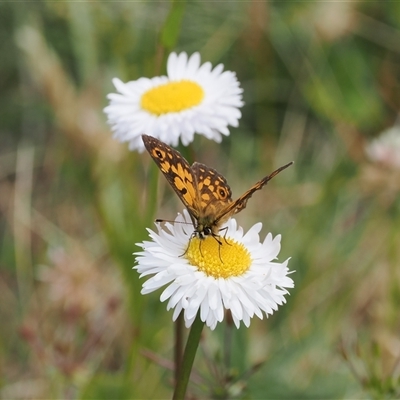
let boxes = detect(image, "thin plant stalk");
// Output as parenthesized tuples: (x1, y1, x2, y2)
(174, 313, 184, 385)
(173, 313, 205, 400)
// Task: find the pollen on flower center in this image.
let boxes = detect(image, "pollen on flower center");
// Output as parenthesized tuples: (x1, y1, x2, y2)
(186, 236, 252, 279)
(140, 80, 204, 115)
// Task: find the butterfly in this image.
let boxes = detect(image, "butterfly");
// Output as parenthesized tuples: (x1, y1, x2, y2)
(142, 134, 293, 242)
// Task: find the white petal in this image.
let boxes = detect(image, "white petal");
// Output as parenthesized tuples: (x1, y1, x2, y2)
(104, 52, 244, 151)
(134, 210, 294, 330)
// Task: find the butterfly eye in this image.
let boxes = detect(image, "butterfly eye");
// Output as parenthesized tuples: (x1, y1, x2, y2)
(203, 227, 212, 236)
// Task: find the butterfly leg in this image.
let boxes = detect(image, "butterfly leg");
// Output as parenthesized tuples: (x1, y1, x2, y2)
(207, 232, 226, 263)
(179, 233, 194, 258)
(219, 226, 232, 246)
(179, 232, 206, 259)
(199, 239, 204, 258)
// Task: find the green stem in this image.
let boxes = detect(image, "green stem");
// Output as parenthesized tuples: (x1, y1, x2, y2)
(174, 313, 184, 385)
(173, 313, 205, 400)
(144, 160, 159, 225)
(223, 310, 233, 377)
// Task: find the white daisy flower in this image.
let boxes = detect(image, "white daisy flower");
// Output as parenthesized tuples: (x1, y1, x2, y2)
(365, 126, 400, 170)
(134, 210, 294, 330)
(104, 52, 244, 152)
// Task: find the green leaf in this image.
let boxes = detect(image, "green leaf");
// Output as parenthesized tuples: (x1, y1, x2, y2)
(160, 0, 186, 50)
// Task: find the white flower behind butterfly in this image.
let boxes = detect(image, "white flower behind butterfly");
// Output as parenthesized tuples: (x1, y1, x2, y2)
(135, 210, 294, 330)
(104, 52, 244, 152)
(365, 126, 400, 170)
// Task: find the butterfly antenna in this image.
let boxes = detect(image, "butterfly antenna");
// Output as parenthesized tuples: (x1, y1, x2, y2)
(155, 218, 192, 225)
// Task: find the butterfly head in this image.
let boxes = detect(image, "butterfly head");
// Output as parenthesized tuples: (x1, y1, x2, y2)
(194, 222, 213, 240)
(193, 215, 225, 242)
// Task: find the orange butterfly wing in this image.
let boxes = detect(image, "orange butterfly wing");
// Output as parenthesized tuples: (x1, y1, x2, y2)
(142, 134, 293, 239)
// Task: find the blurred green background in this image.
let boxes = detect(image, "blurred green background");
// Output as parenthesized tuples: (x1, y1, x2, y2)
(2, 1, 400, 399)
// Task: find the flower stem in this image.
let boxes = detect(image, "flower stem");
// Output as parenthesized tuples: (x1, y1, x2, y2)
(174, 313, 184, 384)
(173, 313, 204, 400)
(223, 310, 233, 376)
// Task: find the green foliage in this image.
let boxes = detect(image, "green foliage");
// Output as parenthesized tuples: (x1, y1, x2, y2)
(160, 0, 186, 50)
(1, 1, 400, 399)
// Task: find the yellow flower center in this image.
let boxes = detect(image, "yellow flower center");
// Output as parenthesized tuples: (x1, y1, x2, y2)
(141, 80, 204, 115)
(186, 236, 252, 279)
